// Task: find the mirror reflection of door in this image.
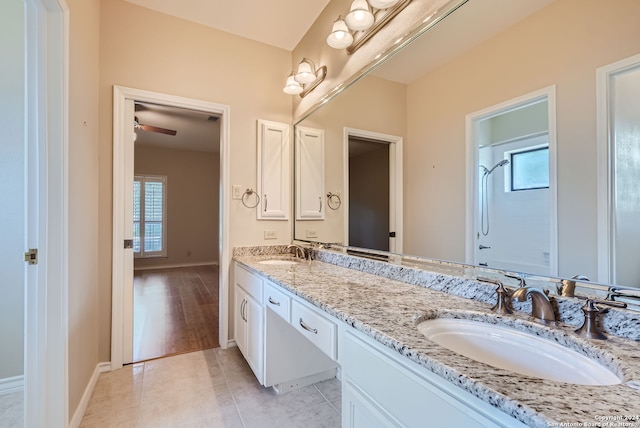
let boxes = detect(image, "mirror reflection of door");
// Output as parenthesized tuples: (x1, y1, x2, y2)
(472, 93, 556, 276)
(598, 54, 640, 287)
(348, 137, 391, 251)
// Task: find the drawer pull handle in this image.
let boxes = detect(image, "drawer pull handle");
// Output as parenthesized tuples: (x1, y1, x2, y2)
(268, 297, 281, 306)
(299, 318, 318, 334)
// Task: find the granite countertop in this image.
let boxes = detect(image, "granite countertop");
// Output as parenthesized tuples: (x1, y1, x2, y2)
(233, 252, 640, 427)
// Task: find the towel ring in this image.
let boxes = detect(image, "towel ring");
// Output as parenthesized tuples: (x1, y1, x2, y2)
(327, 192, 342, 210)
(241, 188, 260, 208)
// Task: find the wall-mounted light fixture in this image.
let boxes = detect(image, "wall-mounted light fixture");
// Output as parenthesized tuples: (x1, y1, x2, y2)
(327, 0, 412, 54)
(283, 58, 327, 98)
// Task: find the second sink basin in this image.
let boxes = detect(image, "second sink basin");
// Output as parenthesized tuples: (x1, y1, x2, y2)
(257, 259, 298, 266)
(417, 317, 621, 386)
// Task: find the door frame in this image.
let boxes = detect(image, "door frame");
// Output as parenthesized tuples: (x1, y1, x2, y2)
(465, 85, 558, 276)
(343, 128, 403, 254)
(111, 86, 231, 369)
(25, 0, 69, 426)
(596, 53, 640, 284)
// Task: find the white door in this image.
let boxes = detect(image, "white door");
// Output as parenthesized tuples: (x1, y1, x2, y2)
(1, 3, 27, 425)
(597, 55, 640, 286)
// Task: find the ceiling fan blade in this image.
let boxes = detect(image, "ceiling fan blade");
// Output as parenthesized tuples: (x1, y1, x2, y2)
(139, 124, 177, 136)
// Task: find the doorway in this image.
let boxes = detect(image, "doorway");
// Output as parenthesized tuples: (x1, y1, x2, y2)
(597, 53, 640, 287)
(466, 86, 558, 276)
(343, 128, 403, 254)
(111, 87, 231, 369)
(131, 102, 221, 362)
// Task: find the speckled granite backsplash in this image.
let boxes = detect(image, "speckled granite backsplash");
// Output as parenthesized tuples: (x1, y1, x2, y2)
(234, 245, 640, 341)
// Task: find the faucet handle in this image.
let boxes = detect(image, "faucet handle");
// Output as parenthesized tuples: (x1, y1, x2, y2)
(478, 278, 513, 315)
(573, 299, 625, 340)
(492, 283, 513, 315)
(575, 300, 607, 340)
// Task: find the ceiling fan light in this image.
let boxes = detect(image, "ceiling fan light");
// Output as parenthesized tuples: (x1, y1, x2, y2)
(294, 59, 317, 84)
(327, 18, 354, 49)
(345, 0, 374, 31)
(368, 0, 400, 9)
(283, 74, 303, 95)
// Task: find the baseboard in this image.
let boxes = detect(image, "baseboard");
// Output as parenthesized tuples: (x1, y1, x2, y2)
(69, 362, 110, 428)
(134, 261, 218, 271)
(272, 369, 337, 394)
(0, 375, 24, 395)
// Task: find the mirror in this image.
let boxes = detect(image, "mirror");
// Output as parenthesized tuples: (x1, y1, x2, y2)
(294, 0, 640, 293)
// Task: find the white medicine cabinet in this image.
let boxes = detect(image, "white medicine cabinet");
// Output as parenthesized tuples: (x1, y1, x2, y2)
(296, 126, 325, 220)
(257, 119, 290, 220)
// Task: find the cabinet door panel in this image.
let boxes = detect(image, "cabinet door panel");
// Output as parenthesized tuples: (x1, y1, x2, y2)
(257, 119, 290, 220)
(296, 126, 325, 220)
(343, 381, 401, 428)
(245, 296, 264, 382)
(234, 286, 248, 357)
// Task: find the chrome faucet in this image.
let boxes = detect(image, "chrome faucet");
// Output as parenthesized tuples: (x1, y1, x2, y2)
(286, 244, 310, 260)
(512, 287, 556, 325)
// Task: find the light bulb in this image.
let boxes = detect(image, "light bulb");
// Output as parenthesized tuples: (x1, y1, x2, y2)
(327, 18, 354, 49)
(283, 75, 303, 95)
(345, 0, 374, 31)
(294, 59, 317, 84)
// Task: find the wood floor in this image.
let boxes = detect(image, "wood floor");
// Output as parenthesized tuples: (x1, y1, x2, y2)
(133, 265, 219, 362)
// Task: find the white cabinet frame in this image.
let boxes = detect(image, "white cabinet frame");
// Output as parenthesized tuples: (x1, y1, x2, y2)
(296, 126, 326, 220)
(257, 119, 290, 220)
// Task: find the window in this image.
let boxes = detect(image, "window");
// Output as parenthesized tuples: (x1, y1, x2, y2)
(133, 175, 167, 258)
(510, 147, 549, 191)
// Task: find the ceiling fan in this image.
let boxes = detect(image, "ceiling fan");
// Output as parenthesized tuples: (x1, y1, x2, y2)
(134, 116, 177, 136)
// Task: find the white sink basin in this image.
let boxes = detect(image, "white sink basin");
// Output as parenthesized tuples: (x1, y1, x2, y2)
(417, 318, 621, 385)
(257, 259, 298, 266)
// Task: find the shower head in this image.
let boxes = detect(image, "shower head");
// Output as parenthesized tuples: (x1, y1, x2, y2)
(486, 159, 509, 175)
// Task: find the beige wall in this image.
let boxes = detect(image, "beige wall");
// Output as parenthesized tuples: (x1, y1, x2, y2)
(67, 0, 102, 417)
(97, 0, 293, 362)
(134, 146, 219, 269)
(405, 0, 640, 276)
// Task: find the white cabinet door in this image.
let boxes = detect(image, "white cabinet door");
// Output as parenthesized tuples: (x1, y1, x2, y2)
(296, 126, 325, 220)
(343, 381, 401, 428)
(234, 285, 249, 358)
(257, 119, 290, 220)
(244, 294, 264, 382)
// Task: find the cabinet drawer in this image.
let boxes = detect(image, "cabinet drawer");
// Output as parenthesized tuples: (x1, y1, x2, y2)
(235, 264, 262, 301)
(263, 281, 291, 322)
(291, 300, 336, 360)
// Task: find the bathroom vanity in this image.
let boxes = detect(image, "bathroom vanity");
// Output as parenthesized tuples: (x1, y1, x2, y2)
(233, 247, 640, 428)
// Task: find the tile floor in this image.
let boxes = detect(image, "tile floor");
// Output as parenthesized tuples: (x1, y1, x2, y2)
(80, 347, 342, 428)
(0, 391, 23, 428)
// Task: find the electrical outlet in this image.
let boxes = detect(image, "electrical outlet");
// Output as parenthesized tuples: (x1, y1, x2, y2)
(306, 229, 318, 238)
(264, 230, 277, 240)
(232, 185, 243, 200)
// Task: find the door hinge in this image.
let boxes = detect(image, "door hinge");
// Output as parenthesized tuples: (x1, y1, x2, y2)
(24, 249, 38, 265)
(389, 232, 396, 238)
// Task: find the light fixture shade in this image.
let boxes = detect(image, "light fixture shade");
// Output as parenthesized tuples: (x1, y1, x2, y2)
(327, 18, 354, 49)
(368, 0, 400, 9)
(283, 75, 303, 95)
(294, 59, 317, 84)
(345, 0, 374, 31)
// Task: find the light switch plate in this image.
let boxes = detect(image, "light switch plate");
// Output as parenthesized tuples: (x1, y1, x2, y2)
(306, 229, 318, 238)
(264, 230, 277, 240)
(232, 185, 243, 200)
